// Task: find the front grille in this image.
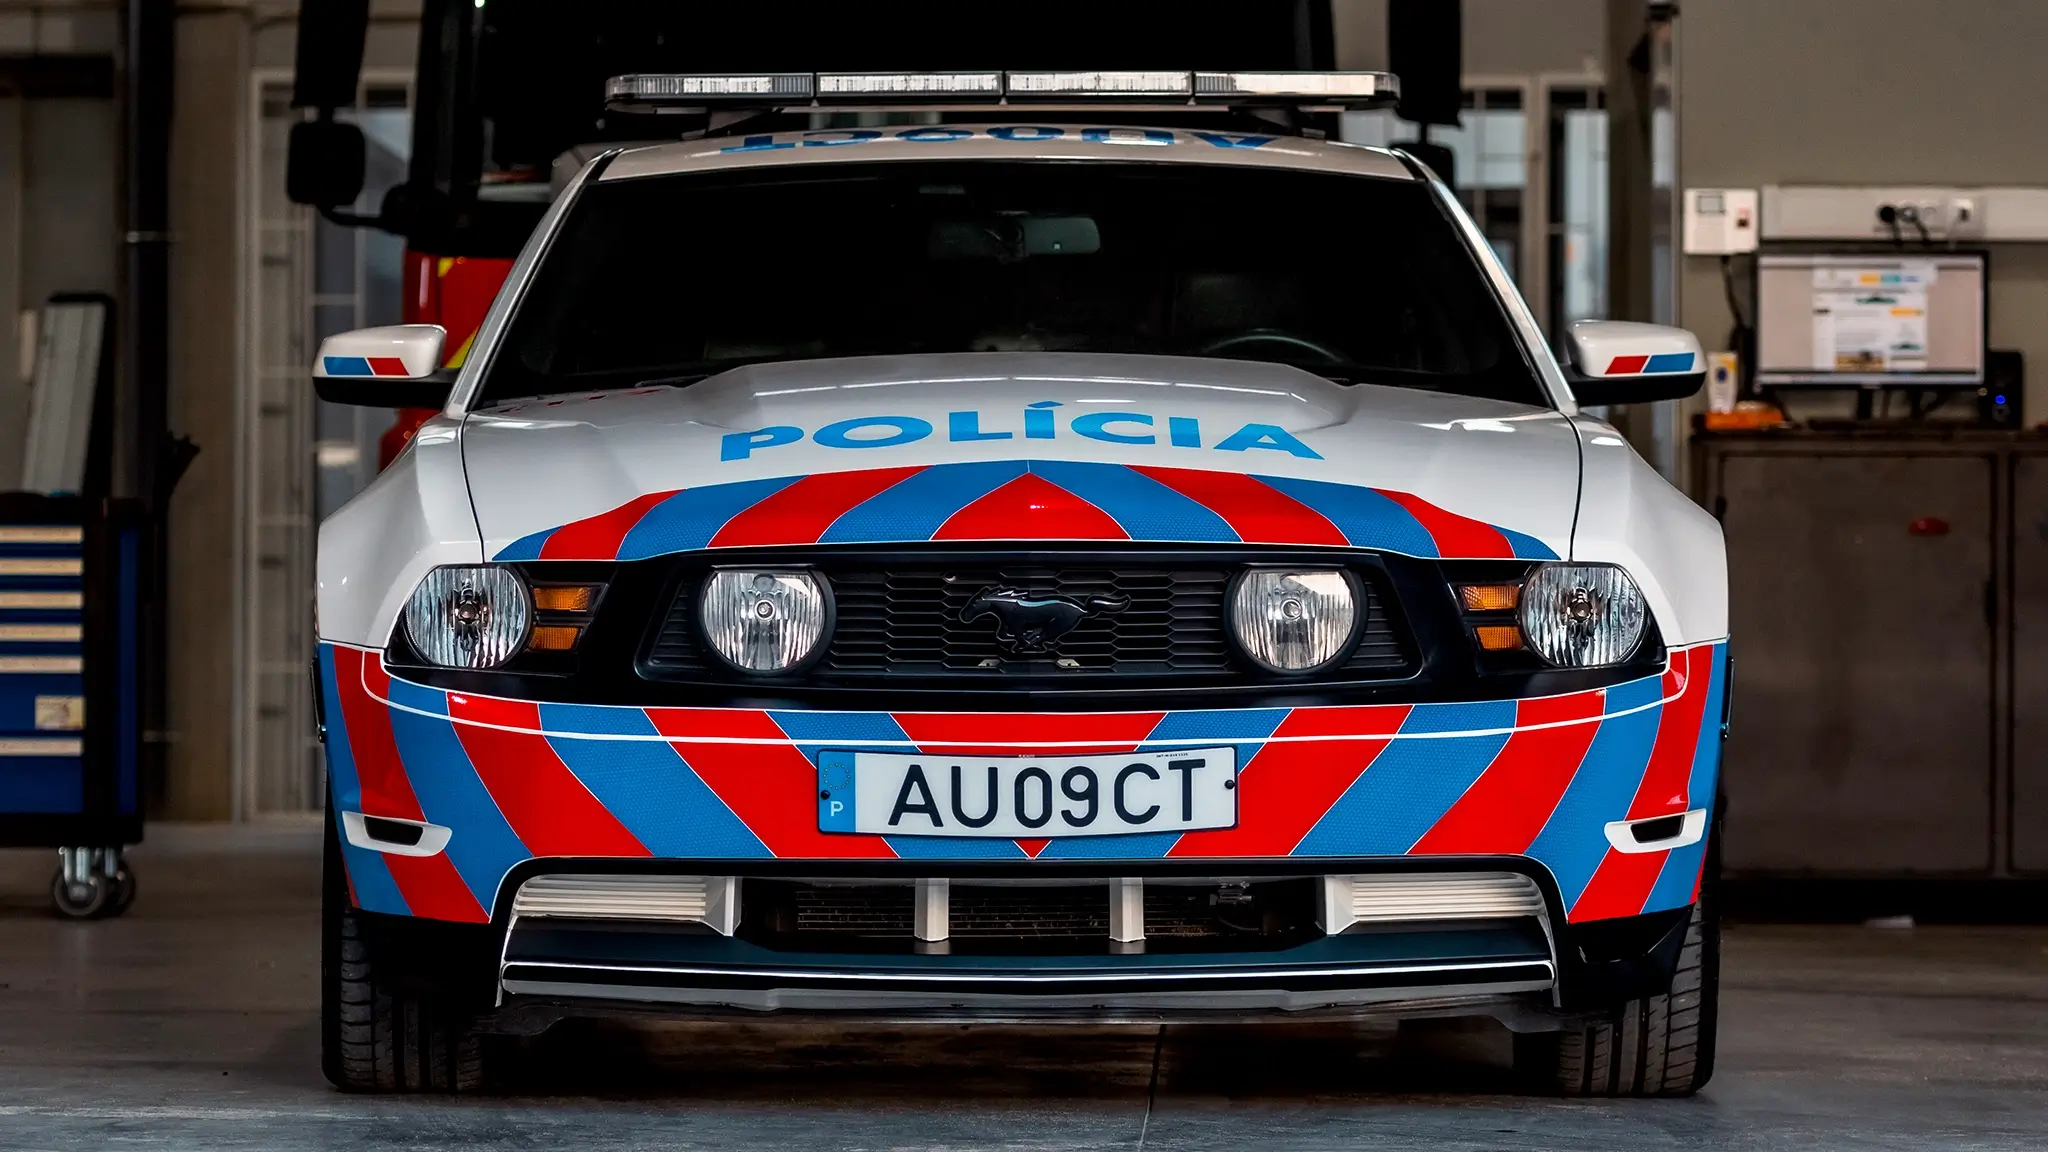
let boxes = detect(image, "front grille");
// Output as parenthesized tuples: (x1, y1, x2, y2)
(832, 565, 1229, 676)
(643, 559, 1415, 684)
(791, 884, 912, 936)
(739, 878, 1324, 955)
(949, 887, 1108, 939)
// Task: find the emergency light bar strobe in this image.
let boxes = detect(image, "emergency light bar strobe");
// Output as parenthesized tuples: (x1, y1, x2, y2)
(604, 70, 1399, 113)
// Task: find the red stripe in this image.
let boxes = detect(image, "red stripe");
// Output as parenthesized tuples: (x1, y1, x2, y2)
(1129, 466, 1346, 545)
(539, 490, 679, 561)
(444, 694, 649, 858)
(1570, 849, 1668, 922)
(335, 648, 426, 823)
(367, 356, 410, 377)
(1568, 648, 1715, 922)
(336, 651, 487, 922)
(1605, 355, 1650, 376)
(710, 467, 925, 548)
(383, 854, 489, 923)
(643, 710, 896, 859)
(1372, 490, 1514, 559)
(1170, 705, 1410, 858)
(1410, 689, 1605, 855)
(892, 711, 1166, 759)
(933, 473, 1129, 541)
(1627, 646, 1713, 819)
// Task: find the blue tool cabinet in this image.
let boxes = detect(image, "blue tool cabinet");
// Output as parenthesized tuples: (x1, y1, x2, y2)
(0, 493, 142, 917)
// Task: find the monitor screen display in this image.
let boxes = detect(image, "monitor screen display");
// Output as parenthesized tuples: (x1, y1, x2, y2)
(1754, 253, 1986, 386)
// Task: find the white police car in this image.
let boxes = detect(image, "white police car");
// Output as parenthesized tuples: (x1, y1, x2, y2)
(311, 70, 1726, 1096)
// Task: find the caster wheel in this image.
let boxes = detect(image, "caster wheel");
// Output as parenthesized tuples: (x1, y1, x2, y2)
(50, 868, 109, 919)
(97, 866, 137, 918)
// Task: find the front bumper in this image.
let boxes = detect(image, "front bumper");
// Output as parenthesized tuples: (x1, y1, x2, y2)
(317, 638, 1726, 934)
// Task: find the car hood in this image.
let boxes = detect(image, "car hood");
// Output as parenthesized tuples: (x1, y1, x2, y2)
(461, 352, 1580, 562)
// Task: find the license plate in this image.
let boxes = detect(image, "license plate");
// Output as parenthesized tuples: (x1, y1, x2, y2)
(818, 747, 1237, 838)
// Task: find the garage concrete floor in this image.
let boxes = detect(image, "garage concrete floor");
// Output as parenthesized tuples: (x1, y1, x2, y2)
(0, 824, 2044, 1152)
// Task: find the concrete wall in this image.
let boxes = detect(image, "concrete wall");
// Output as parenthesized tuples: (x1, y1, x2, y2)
(1679, 0, 2048, 419)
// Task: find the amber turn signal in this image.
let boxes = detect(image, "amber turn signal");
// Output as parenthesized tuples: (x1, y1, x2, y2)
(533, 585, 598, 613)
(527, 625, 582, 651)
(1474, 625, 1524, 651)
(1459, 584, 1521, 612)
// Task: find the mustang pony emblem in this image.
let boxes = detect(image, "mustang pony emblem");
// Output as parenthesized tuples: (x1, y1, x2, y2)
(961, 587, 1129, 654)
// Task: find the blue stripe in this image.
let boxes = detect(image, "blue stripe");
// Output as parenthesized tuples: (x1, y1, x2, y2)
(1498, 526, 1559, 560)
(1645, 644, 1728, 913)
(323, 356, 374, 376)
(1294, 700, 1517, 856)
(1026, 461, 1238, 542)
(494, 527, 557, 562)
(384, 678, 532, 911)
(770, 710, 1025, 859)
(1251, 475, 1437, 556)
(619, 476, 803, 559)
(537, 704, 772, 859)
(819, 461, 1027, 543)
(1526, 674, 1666, 908)
(1645, 352, 1696, 374)
(317, 646, 408, 916)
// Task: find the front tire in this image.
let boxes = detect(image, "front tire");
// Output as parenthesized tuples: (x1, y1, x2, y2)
(321, 816, 486, 1093)
(1515, 829, 1721, 1098)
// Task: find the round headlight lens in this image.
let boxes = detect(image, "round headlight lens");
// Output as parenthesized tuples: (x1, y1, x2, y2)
(1230, 570, 1357, 673)
(1519, 563, 1647, 666)
(402, 566, 531, 669)
(700, 569, 829, 673)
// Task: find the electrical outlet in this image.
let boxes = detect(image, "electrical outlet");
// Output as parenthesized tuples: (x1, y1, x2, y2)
(1949, 196, 1982, 236)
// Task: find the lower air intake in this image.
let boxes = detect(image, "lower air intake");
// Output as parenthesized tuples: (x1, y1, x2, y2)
(1320, 872, 1546, 935)
(512, 874, 738, 935)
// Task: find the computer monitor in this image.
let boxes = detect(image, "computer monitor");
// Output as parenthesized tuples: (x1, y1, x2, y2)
(1754, 252, 1986, 387)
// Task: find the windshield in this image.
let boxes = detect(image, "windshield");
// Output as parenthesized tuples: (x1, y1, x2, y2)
(477, 158, 1545, 407)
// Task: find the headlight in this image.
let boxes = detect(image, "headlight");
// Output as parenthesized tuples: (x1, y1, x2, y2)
(1229, 570, 1357, 673)
(1519, 563, 1647, 666)
(402, 566, 531, 669)
(700, 568, 829, 673)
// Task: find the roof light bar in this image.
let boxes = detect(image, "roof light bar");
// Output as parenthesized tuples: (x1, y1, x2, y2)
(605, 72, 815, 111)
(602, 69, 1400, 112)
(1003, 70, 1195, 99)
(1192, 71, 1399, 102)
(817, 71, 1005, 98)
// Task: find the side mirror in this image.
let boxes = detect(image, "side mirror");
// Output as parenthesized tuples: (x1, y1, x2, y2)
(286, 119, 366, 209)
(313, 325, 453, 408)
(1563, 320, 1707, 406)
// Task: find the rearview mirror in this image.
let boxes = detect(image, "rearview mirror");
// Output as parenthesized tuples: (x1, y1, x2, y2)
(286, 119, 366, 209)
(928, 215, 1102, 261)
(313, 325, 453, 408)
(1563, 320, 1707, 406)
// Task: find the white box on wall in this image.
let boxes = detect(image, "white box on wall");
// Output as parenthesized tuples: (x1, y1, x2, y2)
(1685, 188, 1760, 254)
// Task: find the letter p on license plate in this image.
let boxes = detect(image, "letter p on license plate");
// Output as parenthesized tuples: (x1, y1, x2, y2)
(817, 747, 1238, 838)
